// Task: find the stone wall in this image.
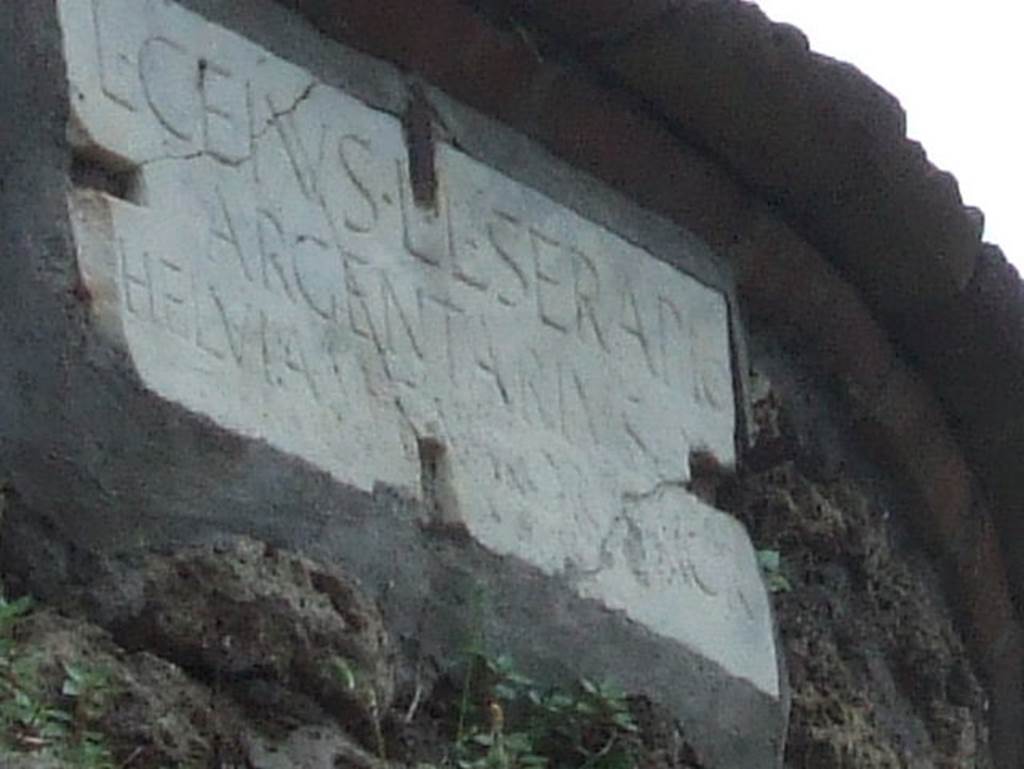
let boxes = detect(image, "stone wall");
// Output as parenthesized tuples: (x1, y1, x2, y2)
(1, 1, 782, 766)
(0, 0, 1020, 766)
(249, 1, 1024, 764)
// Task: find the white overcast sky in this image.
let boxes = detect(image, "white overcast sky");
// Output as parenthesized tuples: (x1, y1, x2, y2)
(753, 0, 1022, 274)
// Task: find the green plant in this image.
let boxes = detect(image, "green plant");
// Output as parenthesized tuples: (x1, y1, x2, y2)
(329, 654, 386, 760)
(0, 590, 41, 751)
(0, 657, 118, 767)
(0, 592, 32, 660)
(61, 661, 116, 727)
(444, 651, 640, 769)
(0, 593, 117, 768)
(329, 655, 360, 693)
(1, 652, 66, 754)
(757, 549, 792, 594)
(58, 731, 117, 769)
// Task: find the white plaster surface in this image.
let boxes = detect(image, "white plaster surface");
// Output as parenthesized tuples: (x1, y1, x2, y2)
(58, 0, 777, 697)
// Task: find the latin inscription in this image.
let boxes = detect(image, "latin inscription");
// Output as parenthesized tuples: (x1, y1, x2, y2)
(60, 0, 776, 697)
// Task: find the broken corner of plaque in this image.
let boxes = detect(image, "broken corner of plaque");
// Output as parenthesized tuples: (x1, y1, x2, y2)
(58, 0, 778, 700)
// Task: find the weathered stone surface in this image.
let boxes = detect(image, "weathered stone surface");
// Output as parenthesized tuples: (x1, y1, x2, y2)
(72, 537, 395, 734)
(56, 0, 777, 699)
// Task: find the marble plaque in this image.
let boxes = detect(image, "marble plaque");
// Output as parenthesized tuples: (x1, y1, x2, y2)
(58, 0, 777, 696)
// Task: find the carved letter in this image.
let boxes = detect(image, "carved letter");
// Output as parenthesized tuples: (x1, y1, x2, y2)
(293, 233, 339, 321)
(139, 36, 196, 141)
(256, 209, 295, 301)
(471, 316, 510, 407)
(418, 290, 464, 385)
(157, 255, 192, 340)
(92, 0, 141, 111)
(195, 283, 251, 365)
(685, 518, 729, 598)
(691, 301, 731, 412)
(572, 248, 609, 352)
(381, 273, 425, 388)
(200, 60, 251, 164)
(657, 294, 689, 390)
(486, 210, 529, 307)
(345, 261, 386, 348)
(266, 89, 324, 200)
(559, 363, 600, 445)
(277, 324, 320, 401)
(207, 185, 256, 282)
(531, 229, 573, 333)
(337, 134, 379, 235)
(118, 238, 153, 319)
(619, 279, 658, 377)
(518, 349, 559, 431)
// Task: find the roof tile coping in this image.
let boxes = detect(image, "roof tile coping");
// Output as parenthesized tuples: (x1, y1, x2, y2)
(583, 0, 979, 314)
(892, 244, 1024, 607)
(471, 0, 677, 43)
